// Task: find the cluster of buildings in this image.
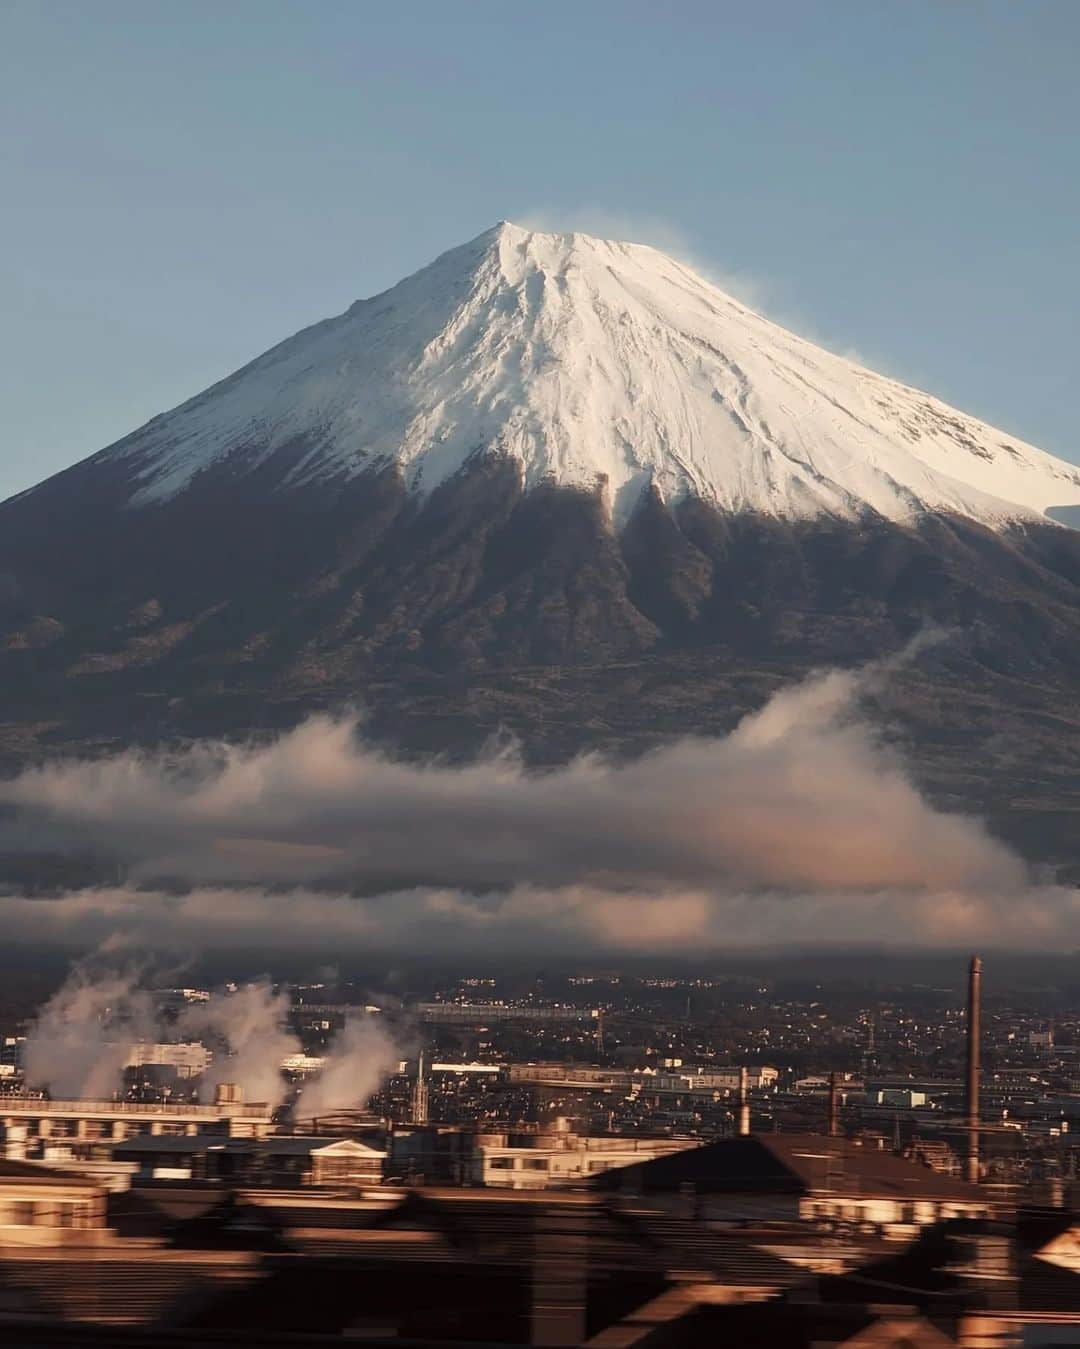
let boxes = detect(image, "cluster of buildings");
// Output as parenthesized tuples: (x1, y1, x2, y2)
(1, 957, 1079, 1342)
(0, 1124, 1077, 1345)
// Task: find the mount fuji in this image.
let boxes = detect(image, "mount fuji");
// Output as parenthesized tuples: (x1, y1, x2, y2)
(35, 221, 1080, 527)
(2, 223, 1079, 869)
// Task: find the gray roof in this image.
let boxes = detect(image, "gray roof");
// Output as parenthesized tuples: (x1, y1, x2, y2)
(595, 1134, 987, 1203)
(113, 1135, 220, 1155)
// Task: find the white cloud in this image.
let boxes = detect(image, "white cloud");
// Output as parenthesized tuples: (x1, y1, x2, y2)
(1, 651, 1074, 955)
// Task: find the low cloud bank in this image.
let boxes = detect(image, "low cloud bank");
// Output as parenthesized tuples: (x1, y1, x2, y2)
(0, 652, 1074, 954)
(0, 663, 1024, 895)
(2, 877, 1078, 959)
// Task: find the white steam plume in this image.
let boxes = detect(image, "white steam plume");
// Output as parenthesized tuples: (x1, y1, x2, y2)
(296, 1015, 404, 1119)
(22, 964, 156, 1099)
(177, 979, 300, 1110)
(21, 963, 407, 1112)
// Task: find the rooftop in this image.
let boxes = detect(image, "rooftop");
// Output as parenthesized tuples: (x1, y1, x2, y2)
(0, 1158, 101, 1185)
(594, 1135, 988, 1203)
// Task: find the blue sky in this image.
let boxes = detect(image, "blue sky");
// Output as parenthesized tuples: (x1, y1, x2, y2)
(2, 0, 1078, 500)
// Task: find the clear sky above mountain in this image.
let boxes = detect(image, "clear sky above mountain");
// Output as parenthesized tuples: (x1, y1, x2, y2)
(2, 0, 1077, 502)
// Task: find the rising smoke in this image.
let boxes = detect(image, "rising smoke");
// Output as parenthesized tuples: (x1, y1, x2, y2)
(174, 980, 299, 1109)
(20, 962, 156, 1099)
(22, 966, 406, 1109)
(295, 1015, 403, 1120)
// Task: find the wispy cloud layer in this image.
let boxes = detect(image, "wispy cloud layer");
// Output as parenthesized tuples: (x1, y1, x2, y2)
(0, 665, 1021, 895)
(1, 876, 1077, 959)
(0, 654, 1074, 955)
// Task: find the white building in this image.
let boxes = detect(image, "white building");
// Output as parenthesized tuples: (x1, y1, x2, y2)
(281, 1054, 326, 1075)
(635, 1067, 779, 1095)
(873, 1088, 928, 1109)
(507, 1063, 778, 1095)
(431, 1063, 502, 1076)
(473, 1123, 697, 1190)
(125, 1042, 212, 1078)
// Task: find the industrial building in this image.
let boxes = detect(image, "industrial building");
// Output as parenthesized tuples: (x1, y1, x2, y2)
(470, 1121, 696, 1189)
(414, 1003, 599, 1025)
(506, 1062, 778, 1094)
(111, 1133, 387, 1187)
(0, 1084, 274, 1149)
(382, 1120, 694, 1190)
(123, 1042, 212, 1078)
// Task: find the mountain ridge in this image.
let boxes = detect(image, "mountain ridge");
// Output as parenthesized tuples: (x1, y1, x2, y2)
(25, 220, 1080, 530)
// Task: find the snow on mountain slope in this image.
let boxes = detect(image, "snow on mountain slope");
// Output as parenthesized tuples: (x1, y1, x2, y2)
(96, 221, 1080, 529)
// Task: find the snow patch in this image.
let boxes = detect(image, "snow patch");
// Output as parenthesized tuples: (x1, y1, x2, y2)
(93, 221, 1080, 530)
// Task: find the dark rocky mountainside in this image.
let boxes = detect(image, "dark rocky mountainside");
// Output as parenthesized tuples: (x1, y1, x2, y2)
(1, 453, 1078, 875)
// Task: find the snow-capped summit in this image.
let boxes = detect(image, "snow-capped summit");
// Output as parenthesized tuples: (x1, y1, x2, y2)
(93, 220, 1080, 530)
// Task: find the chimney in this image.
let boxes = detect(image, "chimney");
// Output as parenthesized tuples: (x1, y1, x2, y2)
(737, 1067, 750, 1137)
(827, 1072, 840, 1138)
(965, 955, 982, 1185)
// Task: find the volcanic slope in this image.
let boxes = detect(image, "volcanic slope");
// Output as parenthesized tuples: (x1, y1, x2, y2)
(1, 222, 1079, 870)
(25, 220, 1080, 526)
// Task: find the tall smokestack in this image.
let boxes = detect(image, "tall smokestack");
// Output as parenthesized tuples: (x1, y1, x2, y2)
(827, 1072, 840, 1138)
(737, 1066, 750, 1137)
(965, 955, 982, 1185)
